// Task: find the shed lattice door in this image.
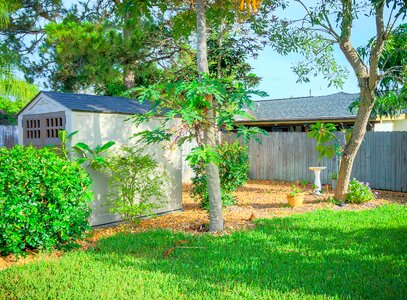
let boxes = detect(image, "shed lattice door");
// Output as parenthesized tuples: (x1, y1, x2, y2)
(23, 112, 66, 147)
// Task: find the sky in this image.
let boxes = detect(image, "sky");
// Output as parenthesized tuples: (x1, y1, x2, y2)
(248, 1, 398, 100)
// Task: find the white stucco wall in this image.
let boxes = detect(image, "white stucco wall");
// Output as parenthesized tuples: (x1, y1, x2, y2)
(374, 114, 407, 132)
(393, 118, 407, 131)
(374, 121, 394, 132)
(70, 111, 182, 226)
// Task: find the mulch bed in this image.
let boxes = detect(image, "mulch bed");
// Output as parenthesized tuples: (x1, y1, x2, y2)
(133, 180, 406, 233)
(1, 180, 405, 269)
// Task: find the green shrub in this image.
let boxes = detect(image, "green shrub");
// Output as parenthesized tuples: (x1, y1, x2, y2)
(190, 141, 249, 209)
(106, 147, 169, 224)
(346, 179, 376, 204)
(0, 145, 93, 256)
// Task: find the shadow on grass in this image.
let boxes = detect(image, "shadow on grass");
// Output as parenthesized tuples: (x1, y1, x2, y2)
(90, 205, 406, 299)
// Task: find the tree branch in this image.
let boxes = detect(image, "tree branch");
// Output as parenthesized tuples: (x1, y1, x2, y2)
(369, 1, 386, 90)
(338, 0, 368, 82)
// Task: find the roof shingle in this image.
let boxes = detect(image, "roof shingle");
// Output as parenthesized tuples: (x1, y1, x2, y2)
(243, 92, 360, 122)
(42, 91, 153, 115)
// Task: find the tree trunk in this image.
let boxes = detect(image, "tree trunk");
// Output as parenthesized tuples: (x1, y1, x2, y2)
(123, 65, 135, 90)
(334, 86, 376, 201)
(196, 0, 224, 232)
(333, 1, 387, 201)
(123, 8, 135, 90)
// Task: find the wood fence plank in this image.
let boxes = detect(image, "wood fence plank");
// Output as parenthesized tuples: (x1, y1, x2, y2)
(183, 132, 406, 192)
(0, 126, 18, 148)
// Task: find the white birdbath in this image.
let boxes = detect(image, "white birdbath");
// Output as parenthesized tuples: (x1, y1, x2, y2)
(308, 167, 326, 195)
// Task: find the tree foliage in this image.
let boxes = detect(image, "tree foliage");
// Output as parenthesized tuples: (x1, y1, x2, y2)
(28, 1, 185, 93)
(0, 0, 274, 96)
(0, 0, 63, 72)
(0, 4, 39, 124)
(352, 23, 407, 118)
(0, 76, 38, 124)
(130, 74, 266, 148)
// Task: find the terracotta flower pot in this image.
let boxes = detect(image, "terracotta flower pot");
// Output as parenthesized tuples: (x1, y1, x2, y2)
(287, 193, 305, 208)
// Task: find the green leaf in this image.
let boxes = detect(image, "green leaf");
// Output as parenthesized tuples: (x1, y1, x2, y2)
(95, 141, 115, 154)
(67, 130, 79, 139)
(75, 157, 88, 165)
(73, 143, 93, 154)
(58, 130, 67, 143)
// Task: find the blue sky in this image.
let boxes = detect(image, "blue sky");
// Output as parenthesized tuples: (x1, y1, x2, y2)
(249, 2, 404, 100)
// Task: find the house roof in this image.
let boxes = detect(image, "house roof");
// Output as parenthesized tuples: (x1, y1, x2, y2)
(40, 91, 154, 115)
(241, 92, 360, 123)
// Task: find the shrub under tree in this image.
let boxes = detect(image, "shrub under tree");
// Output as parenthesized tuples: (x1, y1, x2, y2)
(189, 141, 249, 209)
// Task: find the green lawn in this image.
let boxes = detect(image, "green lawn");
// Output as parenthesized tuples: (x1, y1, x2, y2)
(1, 205, 406, 300)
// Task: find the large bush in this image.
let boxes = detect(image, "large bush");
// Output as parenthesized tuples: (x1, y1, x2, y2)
(106, 147, 169, 224)
(190, 141, 249, 209)
(0, 145, 93, 255)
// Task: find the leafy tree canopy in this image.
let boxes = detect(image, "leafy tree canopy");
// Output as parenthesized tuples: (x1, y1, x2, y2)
(0, 0, 40, 123)
(351, 23, 407, 118)
(2, 0, 275, 95)
(129, 74, 266, 150)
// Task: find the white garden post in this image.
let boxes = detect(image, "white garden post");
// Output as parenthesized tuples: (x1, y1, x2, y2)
(308, 167, 326, 195)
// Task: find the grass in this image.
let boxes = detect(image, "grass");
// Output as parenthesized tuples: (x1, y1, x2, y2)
(1, 204, 406, 300)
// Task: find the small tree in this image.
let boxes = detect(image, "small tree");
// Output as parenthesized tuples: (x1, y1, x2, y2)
(129, 75, 265, 227)
(307, 122, 351, 179)
(183, 0, 264, 231)
(106, 147, 170, 224)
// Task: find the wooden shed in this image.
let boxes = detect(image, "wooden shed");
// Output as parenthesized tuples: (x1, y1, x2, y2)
(17, 91, 182, 226)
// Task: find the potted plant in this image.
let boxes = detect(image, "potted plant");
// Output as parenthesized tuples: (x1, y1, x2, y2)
(330, 172, 338, 190)
(287, 185, 304, 208)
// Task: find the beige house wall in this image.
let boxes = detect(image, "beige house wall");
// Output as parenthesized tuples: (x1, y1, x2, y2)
(70, 111, 182, 226)
(393, 118, 407, 131)
(374, 121, 394, 132)
(374, 114, 407, 132)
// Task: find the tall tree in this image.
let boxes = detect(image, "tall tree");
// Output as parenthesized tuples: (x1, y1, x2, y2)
(195, 0, 223, 231)
(258, 0, 406, 201)
(194, 0, 263, 231)
(29, 1, 186, 94)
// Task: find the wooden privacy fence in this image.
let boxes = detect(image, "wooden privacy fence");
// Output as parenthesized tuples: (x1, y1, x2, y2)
(222, 132, 407, 192)
(0, 125, 18, 148)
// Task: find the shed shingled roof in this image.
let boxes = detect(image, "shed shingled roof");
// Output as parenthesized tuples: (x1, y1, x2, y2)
(243, 92, 360, 122)
(41, 91, 153, 115)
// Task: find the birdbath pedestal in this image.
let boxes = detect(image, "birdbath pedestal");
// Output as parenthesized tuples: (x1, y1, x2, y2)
(308, 167, 327, 195)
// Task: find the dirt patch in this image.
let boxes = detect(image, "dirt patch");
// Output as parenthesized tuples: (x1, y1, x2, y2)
(1, 180, 405, 269)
